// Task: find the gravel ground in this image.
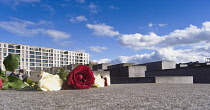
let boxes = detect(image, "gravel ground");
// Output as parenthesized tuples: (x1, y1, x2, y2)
(1, 84, 210, 110)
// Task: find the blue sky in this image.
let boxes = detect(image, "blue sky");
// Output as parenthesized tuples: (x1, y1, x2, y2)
(1, 0, 210, 64)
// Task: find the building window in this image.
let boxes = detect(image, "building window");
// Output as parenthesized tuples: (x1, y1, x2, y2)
(30, 63, 34, 66)
(36, 63, 41, 66)
(16, 50, 20, 53)
(43, 60, 48, 63)
(43, 56, 48, 59)
(30, 55, 34, 58)
(36, 56, 41, 59)
(29, 66, 34, 69)
(8, 45, 14, 48)
(30, 51, 34, 54)
(16, 46, 20, 49)
(36, 67, 41, 70)
(36, 52, 41, 55)
(8, 49, 15, 52)
(30, 59, 34, 62)
(43, 53, 48, 56)
(36, 60, 41, 62)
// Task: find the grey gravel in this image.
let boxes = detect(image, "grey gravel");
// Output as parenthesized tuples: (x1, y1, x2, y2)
(1, 84, 210, 110)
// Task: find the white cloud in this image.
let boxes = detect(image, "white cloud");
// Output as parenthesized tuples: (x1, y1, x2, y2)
(119, 21, 210, 50)
(76, 16, 88, 21)
(86, 23, 120, 37)
(75, 0, 85, 3)
(118, 32, 165, 50)
(45, 30, 70, 41)
(58, 41, 74, 46)
(159, 24, 168, 27)
(70, 15, 88, 23)
(88, 3, 99, 13)
(0, 20, 40, 36)
(0, 18, 71, 42)
(115, 21, 210, 64)
(148, 23, 167, 28)
(148, 23, 153, 27)
(92, 58, 112, 64)
(88, 46, 107, 52)
(74, 48, 86, 53)
(0, 0, 40, 3)
(93, 47, 207, 64)
(15, 0, 40, 2)
(109, 5, 119, 9)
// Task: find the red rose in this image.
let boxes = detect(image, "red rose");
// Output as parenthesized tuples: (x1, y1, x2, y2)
(0, 79, 2, 89)
(64, 65, 95, 89)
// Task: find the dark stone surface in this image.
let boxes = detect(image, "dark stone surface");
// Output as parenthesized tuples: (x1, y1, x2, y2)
(146, 66, 210, 83)
(111, 77, 155, 84)
(1, 84, 210, 110)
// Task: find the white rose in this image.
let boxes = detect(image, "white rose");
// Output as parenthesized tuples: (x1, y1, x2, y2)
(38, 72, 63, 91)
(92, 74, 105, 87)
(103, 75, 111, 86)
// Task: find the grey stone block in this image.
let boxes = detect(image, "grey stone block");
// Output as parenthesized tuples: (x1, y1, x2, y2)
(108, 63, 135, 69)
(155, 76, 193, 84)
(139, 61, 175, 71)
(111, 77, 155, 84)
(109, 65, 146, 78)
(146, 65, 210, 83)
(92, 63, 111, 71)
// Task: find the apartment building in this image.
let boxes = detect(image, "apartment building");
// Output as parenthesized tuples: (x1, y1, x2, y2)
(0, 42, 89, 71)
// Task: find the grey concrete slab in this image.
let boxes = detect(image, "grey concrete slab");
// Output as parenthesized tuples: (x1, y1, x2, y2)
(1, 84, 210, 110)
(155, 76, 193, 84)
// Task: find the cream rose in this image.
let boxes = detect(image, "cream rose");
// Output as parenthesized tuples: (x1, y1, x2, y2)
(92, 74, 105, 87)
(38, 72, 63, 91)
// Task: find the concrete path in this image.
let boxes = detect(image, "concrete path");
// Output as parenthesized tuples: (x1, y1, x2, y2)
(1, 84, 210, 110)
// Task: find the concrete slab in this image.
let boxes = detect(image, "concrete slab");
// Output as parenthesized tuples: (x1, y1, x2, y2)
(155, 76, 193, 84)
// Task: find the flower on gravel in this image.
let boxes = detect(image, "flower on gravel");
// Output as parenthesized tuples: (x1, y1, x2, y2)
(38, 72, 63, 91)
(64, 65, 95, 89)
(0, 79, 2, 89)
(92, 74, 105, 87)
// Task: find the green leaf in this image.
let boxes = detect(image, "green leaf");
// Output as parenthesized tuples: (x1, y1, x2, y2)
(57, 68, 68, 81)
(0, 77, 6, 82)
(2, 82, 9, 90)
(0, 68, 5, 77)
(3, 53, 20, 72)
(6, 75, 27, 89)
(7, 75, 20, 82)
(8, 80, 27, 89)
(26, 78, 37, 85)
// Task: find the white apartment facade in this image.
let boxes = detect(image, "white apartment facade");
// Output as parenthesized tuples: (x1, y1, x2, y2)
(0, 42, 89, 71)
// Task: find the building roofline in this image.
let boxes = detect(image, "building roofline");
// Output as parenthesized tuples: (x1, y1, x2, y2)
(0, 41, 89, 54)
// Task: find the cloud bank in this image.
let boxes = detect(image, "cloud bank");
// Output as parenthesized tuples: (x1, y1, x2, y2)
(0, 18, 71, 43)
(94, 22, 210, 64)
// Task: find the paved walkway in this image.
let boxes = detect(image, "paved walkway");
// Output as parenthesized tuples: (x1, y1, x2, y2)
(1, 84, 210, 110)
